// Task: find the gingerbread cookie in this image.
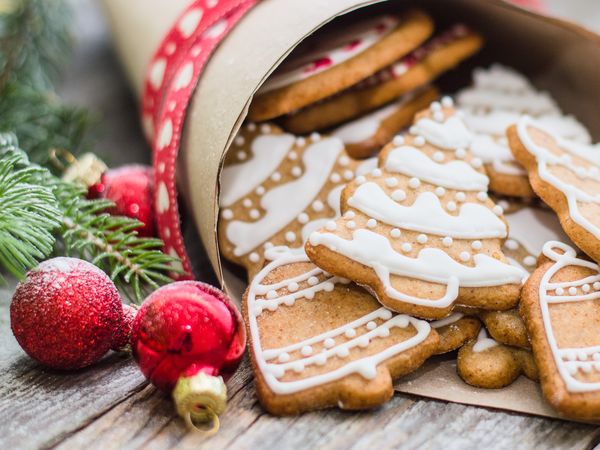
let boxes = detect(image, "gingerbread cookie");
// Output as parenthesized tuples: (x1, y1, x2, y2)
(332, 86, 439, 159)
(248, 10, 433, 122)
(457, 328, 538, 389)
(508, 117, 600, 264)
(218, 123, 367, 277)
(431, 312, 481, 355)
(458, 64, 590, 198)
(282, 24, 482, 134)
(244, 246, 439, 415)
(521, 241, 600, 419)
(306, 99, 523, 319)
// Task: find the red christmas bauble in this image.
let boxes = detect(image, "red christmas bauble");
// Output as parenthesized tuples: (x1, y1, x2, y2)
(10, 257, 124, 370)
(111, 304, 138, 351)
(88, 165, 156, 237)
(130, 281, 246, 392)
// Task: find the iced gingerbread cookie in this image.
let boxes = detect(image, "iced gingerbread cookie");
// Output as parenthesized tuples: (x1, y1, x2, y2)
(521, 241, 600, 419)
(244, 247, 439, 415)
(508, 117, 600, 264)
(458, 64, 590, 198)
(457, 328, 538, 389)
(283, 24, 482, 134)
(306, 99, 523, 319)
(248, 10, 433, 122)
(332, 86, 438, 158)
(431, 312, 481, 355)
(218, 123, 366, 277)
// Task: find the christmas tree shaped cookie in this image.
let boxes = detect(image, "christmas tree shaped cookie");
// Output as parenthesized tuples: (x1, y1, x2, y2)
(218, 123, 364, 277)
(244, 246, 439, 415)
(306, 99, 523, 319)
(508, 117, 600, 264)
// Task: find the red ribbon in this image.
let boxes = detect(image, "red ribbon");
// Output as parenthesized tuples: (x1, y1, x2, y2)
(142, 0, 543, 280)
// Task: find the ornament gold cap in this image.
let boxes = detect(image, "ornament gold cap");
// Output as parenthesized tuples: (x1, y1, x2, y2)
(172, 372, 227, 435)
(54, 150, 108, 187)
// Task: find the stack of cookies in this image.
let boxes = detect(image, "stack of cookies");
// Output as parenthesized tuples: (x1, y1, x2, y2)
(217, 8, 600, 421)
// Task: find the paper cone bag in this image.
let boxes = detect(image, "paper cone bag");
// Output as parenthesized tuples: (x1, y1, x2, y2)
(102, 0, 600, 421)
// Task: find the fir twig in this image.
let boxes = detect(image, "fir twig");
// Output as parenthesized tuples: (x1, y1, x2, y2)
(0, 133, 60, 279)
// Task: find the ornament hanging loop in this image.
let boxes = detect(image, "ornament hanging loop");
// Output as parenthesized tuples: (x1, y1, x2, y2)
(48, 147, 78, 172)
(173, 372, 227, 436)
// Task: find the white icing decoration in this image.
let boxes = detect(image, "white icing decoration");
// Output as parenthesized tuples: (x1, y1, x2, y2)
(538, 241, 600, 392)
(226, 137, 343, 255)
(257, 15, 399, 94)
(410, 116, 472, 150)
(516, 116, 600, 239)
(347, 183, 507, 239)
(220, 133, 295, 207)
(247, 248, 432, 395)
(384, 146, 489, 191)
(431, 312, 464, 329)
(472, 328, 499, 353)
(308, 229, 523, 307)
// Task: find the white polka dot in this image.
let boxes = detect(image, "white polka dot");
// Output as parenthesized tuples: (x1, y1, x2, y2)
(278, 352, 290, 363)
(455, 148, 466, 159)
(459, 251, 471, 262)
(433, 151, 445, 162)
(346, 221, 356, 229)
(326, 221, 337, 231)
(250, 209, 260, 219)
(430, 101, 441, 112)
(555, 287, 564, 295)
(371, 168, 382, 177)
(330, 173, 341, 183)
(408, 178, 420, 189)
(401, 243, 412, 253)
(409, 126, 418, 135)
(310, 132, 321, 142)
(477, 191, 488, 202)
(356, 176, 366, 184)
(345, 328, 356, 338)
(157, 119, 173, 149)
(285, 231, 296, 242)
(298, 213, 309, 224)
(568, 286, 577, 295)
(291, 166, 302, 177)
(324, 338, 335, 348)
(271, 172, 281, 182)
(308, 276, 319, 286)
(235, 136, 245, 146)
(247, 123, 256, 131)
(178, 8, 204, 37)
(393, 135, 404, 146)
(344, 211, 355, 219)
(312, 201, 324, 212)
(446, 201, 457, 212)
(261, 124, 271, 134)
(435, 187, 446, 197)
(288, 151, 298, 160)
(442, 237, 453, 247)
(471, 158, 483, 169)
(524, 256, 536, 266)
(237, 150, 247, 160)
(221, 209, 233, 220)
(385, 177, 398, 187)
(505, 239, 518, 250)
(433, 111, 445, 122)
(264, 242, 273, 250)
(336, 347, 350, 358)
(343, 170, 354, 181)
(391, 189, 406, 202)
(455, 192, 466, 202)
(203, 19, 227, 39)
(301, 345, 313, 356)
(390, 228, 401, 238)
(441, 96, 454, 107)
(288, 282, 299, 292)
(156, 182, 169, 213)
(256, 186, 265, 195)
(242, 198, 252, 208)
(295, 137, 305, 146)
(367, 219, 377, 229)
(249, 252, 259, 263)
(471, 240, 482, 251)
(594, 282, 600, 290)
(493, 205, 503, 216)
(367, 321, 377, 330)
(583, 284, 591, 293)
(413, 136, 425, 147)
(173, 62, 194, 90)
(149, 58, 167, 89)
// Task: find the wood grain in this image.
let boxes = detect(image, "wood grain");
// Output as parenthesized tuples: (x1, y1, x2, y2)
(1, 0, 600, 449)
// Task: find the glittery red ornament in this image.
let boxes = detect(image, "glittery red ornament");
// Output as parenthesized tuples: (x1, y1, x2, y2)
(88, 165, 156, 237)
(10, 257, 124, 370)
(130, 281, 246, 432)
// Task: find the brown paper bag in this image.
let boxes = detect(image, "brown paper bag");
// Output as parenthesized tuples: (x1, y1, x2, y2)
(102, 0, 600, 421)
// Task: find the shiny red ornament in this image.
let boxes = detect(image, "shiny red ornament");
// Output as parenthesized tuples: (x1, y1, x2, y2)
(88, 165, 156, 237)
(130, 281, 246, 432)
(10, 257, 124, 370)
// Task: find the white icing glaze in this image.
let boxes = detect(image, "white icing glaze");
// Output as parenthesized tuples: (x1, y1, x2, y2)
(220, 133, 295, 207)
(247, 247, 432, 394)
(347, 183, 507, 239)
(472, 328, 499, 353)
(430, 312, 464, 329)
(308, 229, 524, 307)
(257, 15, 399, 94)
(411, 116, 472, 150)
(300, 184, 344, 242)
(226, 137, 343, 255)
(516, 116, 600, 239)
(332, 92, 415, 144)
(538, 241, 600, 392)
(471, 64, 532, 92)
(384, 146, 489, 191)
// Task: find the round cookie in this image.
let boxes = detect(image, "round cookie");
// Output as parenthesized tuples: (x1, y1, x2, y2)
(282, 24, 482, 134)
(248, 10, 434, 122)
(306, 99, 523, 319)
(244, 247, 439, 415)
(457, 328, 538, 389)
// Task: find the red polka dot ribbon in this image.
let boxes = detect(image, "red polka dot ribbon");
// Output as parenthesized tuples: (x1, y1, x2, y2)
(142, 0, 257, 278)
(142, 0, 542, 280)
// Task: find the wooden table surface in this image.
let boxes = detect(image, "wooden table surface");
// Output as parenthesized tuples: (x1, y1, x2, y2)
(3, 1, 600, 449)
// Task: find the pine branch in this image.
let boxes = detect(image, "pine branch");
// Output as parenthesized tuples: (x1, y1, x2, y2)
(0, 0, 72, 91)
(55, 180, 180, 302)
(0, 81, 94, 170)
(0, 133, 61, 280)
